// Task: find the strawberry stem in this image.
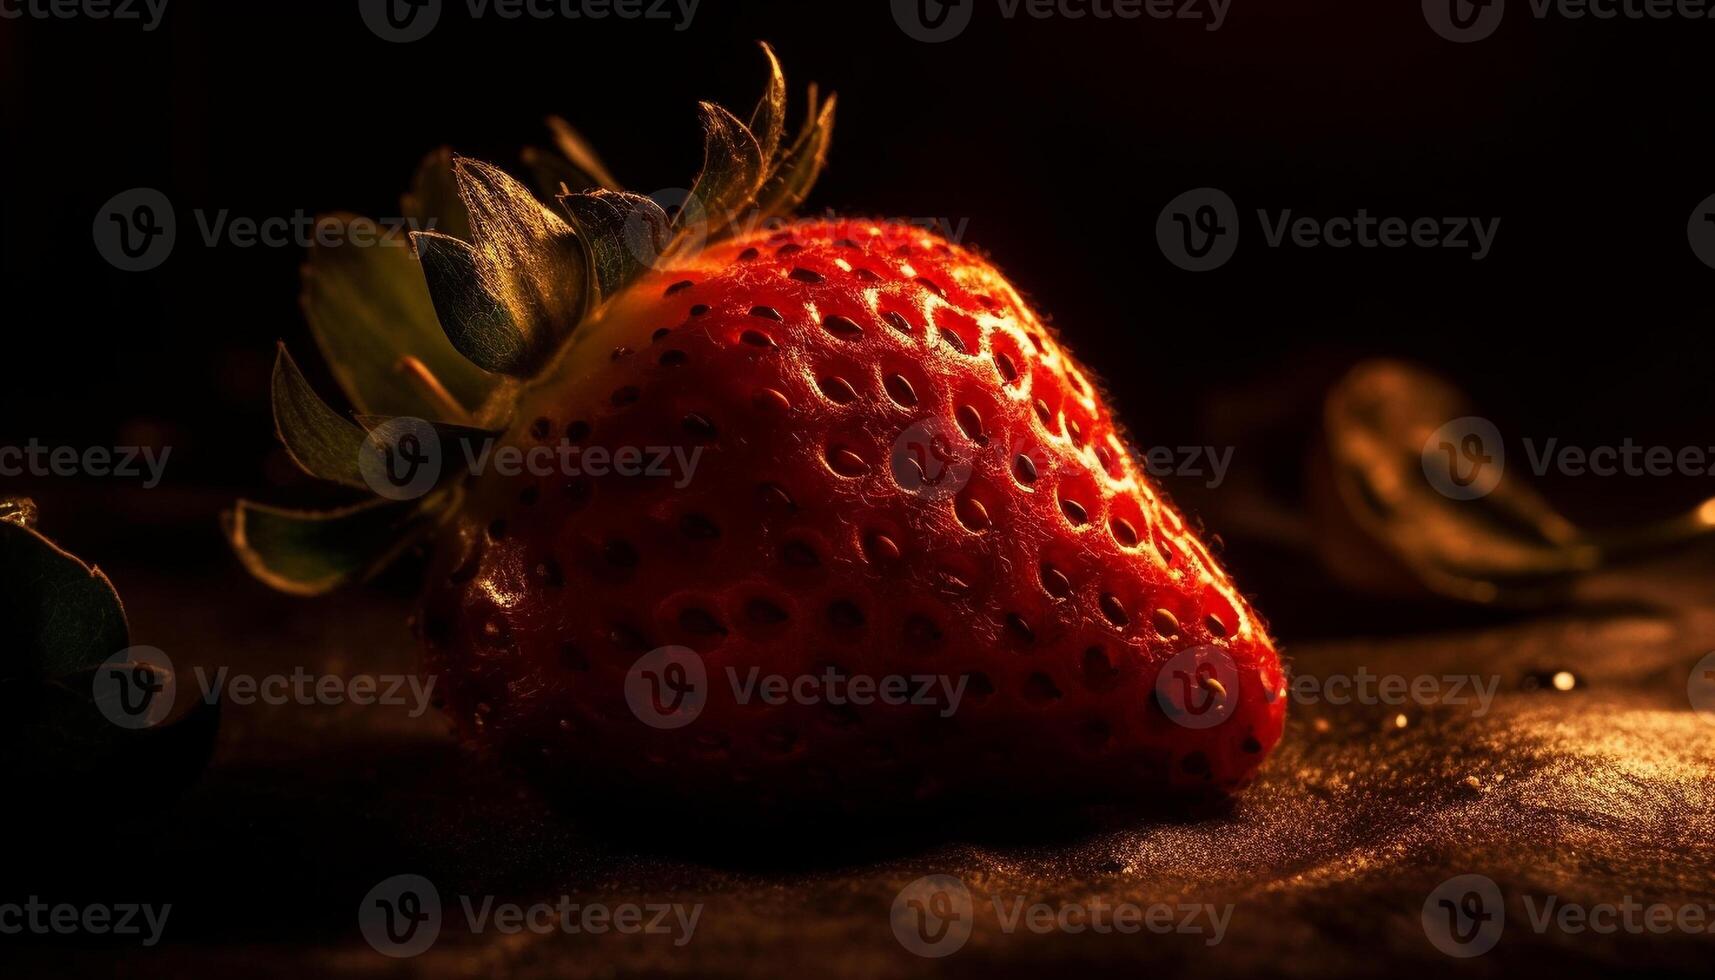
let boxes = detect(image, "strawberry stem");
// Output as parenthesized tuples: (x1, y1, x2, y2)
(396, 355, 475, 425)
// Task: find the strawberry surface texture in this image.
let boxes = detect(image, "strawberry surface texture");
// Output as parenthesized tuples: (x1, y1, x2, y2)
(231, 47, 1287, 818)
(417, 218, 1288, 813)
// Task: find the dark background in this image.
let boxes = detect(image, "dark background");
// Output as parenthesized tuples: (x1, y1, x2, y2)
(4, 6, 1715, 975)
(1, 0, 1712, 589)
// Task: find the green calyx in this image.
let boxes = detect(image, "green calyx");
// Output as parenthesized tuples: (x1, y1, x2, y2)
(227, 44, 835, 596)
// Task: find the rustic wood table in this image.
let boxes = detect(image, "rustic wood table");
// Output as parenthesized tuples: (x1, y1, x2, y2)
(9, 499, 1715, 978)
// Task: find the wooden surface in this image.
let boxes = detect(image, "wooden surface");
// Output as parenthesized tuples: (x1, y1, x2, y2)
(8, 529, 1715, 978)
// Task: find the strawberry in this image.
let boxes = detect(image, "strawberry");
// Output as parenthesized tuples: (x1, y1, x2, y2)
(229, 46, 1285, 815)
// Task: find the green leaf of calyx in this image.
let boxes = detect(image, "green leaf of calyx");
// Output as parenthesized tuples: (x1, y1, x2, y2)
(414, 230, 535, 376)
(749, 42, 788, 168)
(223, 496, 450, 597)
(351, 414, 502, 488)
(675, 102, 766, 245)
(402, 146, 474, 243)
(558, 190, 672, 305)
(756, 91, 836, 223)
(453, 156, 589, 352)
(272, 344, 370, 489)
(300, 214, 496, 418)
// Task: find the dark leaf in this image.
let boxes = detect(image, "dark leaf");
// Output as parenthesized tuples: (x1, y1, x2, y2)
(300, 214, 496, 417)
(675, 102, 766, 243)
(271, 344, 370, 489)
(558, 189, 673, 302)
(223, 496, 450, 597)
(351, 414, 502, 487)
(413, 230, 533, 376)
(454, 156, 589, 351)
(749, 42, 788, 167)
(401, 146, 473, 242)
(1317, 360, 1715, 606)
(5, 668, 221, 825)
(0, 519, 128, 682)
(756, 92, 836, 222)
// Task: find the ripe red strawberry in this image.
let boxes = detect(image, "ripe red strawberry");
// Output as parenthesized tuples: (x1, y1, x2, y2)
(229, 47, 1285, 816)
